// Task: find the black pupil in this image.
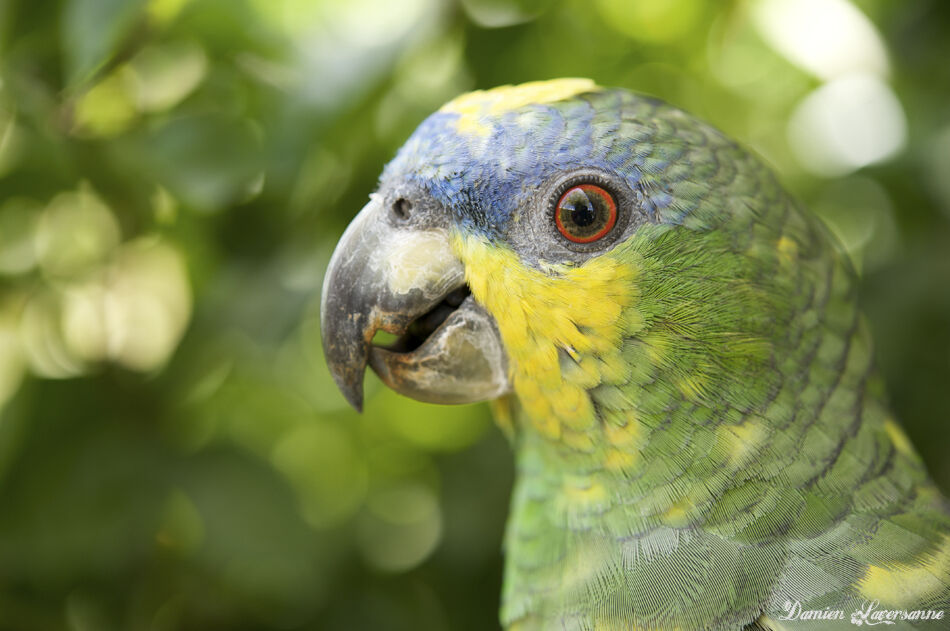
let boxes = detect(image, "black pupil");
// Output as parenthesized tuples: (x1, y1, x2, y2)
(570, 197, 596, 227)
(559, 187, 609, 238)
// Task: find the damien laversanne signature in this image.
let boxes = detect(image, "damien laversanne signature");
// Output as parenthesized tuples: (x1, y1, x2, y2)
(780, 600, 946, 625)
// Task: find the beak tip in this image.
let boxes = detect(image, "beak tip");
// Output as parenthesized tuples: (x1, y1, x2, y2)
(342, 384, 365, 413)
(323, 341, 369, 414)
(337, 378, 363, 414)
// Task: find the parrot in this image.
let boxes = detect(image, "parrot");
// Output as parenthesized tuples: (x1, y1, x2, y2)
(320, 79, 950, 630)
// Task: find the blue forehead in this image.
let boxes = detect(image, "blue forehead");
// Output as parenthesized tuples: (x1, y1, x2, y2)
(378, 89, 678, 239)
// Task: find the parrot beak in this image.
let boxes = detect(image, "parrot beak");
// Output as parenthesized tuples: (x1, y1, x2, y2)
(320, 195, 510, 411)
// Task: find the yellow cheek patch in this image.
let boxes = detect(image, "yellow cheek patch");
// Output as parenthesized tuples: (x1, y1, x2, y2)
(440, 78, 599, 136)
(453, 233, 639, 440)
(858, 535, 950, 607)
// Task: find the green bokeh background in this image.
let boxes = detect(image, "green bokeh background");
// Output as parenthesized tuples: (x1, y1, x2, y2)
(0, 0, 948, 629)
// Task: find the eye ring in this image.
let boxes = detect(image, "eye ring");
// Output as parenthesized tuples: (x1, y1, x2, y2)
(532, 168, 642, 260)
(554, 184, 618, 243)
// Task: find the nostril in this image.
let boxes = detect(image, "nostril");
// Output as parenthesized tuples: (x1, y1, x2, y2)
(392, 198, 412, 221)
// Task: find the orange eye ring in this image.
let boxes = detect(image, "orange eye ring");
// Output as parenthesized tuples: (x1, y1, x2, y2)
(554, 184, 617, 243)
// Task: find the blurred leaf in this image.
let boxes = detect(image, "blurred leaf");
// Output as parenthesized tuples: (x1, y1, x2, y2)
(148, 0, 192, 26)
(138, 114, 263, 212)
(0, 198, 41, 276)
(62, 0, 149, 84)
(35, 184, 121, 279)
(130, 41, 209, 112)
(460, 0, 553, 28)
(72, 68, 139, 137)
(594, 0, 704, 43)
(271, 422, 369, 529)
(0, 387, 166, 586)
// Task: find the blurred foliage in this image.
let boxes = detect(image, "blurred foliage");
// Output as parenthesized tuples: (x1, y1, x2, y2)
(0, 0, 948, 629)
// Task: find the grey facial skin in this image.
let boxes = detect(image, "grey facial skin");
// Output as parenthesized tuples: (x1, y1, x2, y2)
(320, 193, 511, 411)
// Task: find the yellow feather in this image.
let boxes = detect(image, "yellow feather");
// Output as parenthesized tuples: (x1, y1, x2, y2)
(453, 233, 639, 441)
(776, 235, 798, 266)
(883, 418, 915, 457)
(604, 448, 637, 472)
(561, 355, 603, 390)
(604, 417, 642, 448)
(858, 535, 950, 607)
(440, 78, 598, 136)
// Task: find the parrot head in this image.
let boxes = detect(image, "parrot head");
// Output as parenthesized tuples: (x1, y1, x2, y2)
(322, 78, 791, 437)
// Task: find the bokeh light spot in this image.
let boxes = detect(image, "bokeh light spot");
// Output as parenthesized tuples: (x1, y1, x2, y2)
(754, 0, 888, 80)
(595, 0, 702, 43)
(0, 198, 42, 276)
(326, 0, 432, 48)
(460, 0, 552, 28)
(156, 490, 205, 555)
(131, 41, 208, 113)
(36, 186, 121, 281)
(147, 0, 191, 26)
(58, 237, 192, 372)
(812, 176, 900, 273)
(370, 388, 490, 452)
(20, 291, 85, 379)
(788, 74, 906, 177)
(105, 238, 192, 371)
(72, 68, 139, 137)
(927, 126, 950, 220)
(0, 302, 25, 411)
(0, 101, 22, 177)
(358, 483, 442, 572)
(271, 423, 368, 529)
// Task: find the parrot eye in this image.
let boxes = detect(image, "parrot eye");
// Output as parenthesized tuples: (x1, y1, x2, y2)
(554, 184, 617, 243)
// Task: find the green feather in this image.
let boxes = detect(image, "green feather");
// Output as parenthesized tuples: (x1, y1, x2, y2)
(491, 91, 950, 630)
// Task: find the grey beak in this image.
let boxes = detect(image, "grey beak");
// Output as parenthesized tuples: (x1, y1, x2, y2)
(320, 196, 510, 411)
